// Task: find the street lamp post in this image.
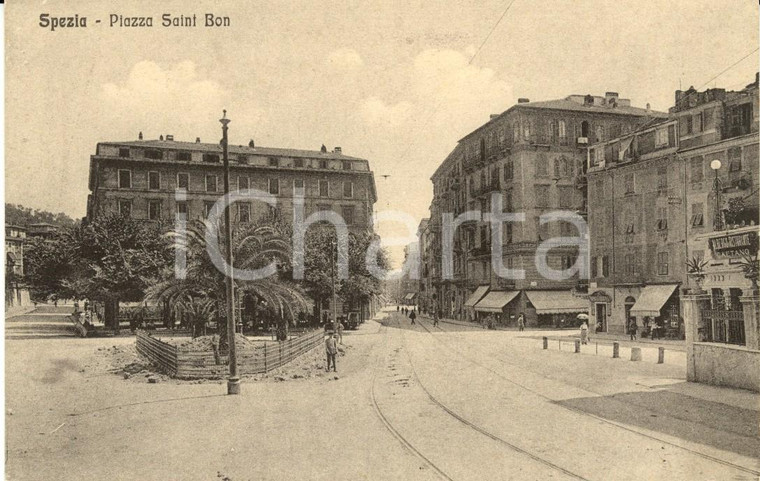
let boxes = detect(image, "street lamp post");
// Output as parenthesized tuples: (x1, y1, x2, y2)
(710, 159, 723, 231)
(220, 110, 240, 395)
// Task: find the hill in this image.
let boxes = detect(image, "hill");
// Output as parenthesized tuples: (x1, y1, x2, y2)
(5, 203, 79, 229)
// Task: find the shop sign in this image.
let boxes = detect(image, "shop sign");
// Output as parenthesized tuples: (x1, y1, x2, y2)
(708, 231, 758, 259)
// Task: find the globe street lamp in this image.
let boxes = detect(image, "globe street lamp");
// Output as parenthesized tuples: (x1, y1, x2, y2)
(710, 159, 723, 231)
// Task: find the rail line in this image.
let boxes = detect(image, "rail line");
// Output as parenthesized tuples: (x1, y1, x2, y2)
(413, 315, 760, 478)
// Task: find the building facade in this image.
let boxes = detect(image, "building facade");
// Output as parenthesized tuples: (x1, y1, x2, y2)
(428, 93, 660, 325)
(87, 136, 377, 234)
(587, 76, 759, 337)
(5, 225, 31, 310)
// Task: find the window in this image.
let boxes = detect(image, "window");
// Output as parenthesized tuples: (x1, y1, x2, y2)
(145, 149, 162, 160)
(148, 171, 160, 190)
(655, 128, 669, 147)
(601, 255, 609, 277)
(319, 180, 329, 197)
(237, 155, 249, 164)
(206, 175, 217, 192)
(269, 178, 279, 195)
(343, 181, 353, 198)
(176, 202, 188, 221)
(590, 256, 597, 278)
(523, 122, 531, 140)
(148, 200, 161, 221)
(504, 222, 513, 244)
(118, 200, 132, 217)
(558, 186, 574, 209)
(657, 252, 669, 275)
(294, 158, 304, 168)
(268, 157, 279, 167)
(624, 254, 635, 275)
(238, 203, 251, 223)
(535, 185, 550, 208)
(558, 120, 567, 141)
(686, 115, 693, 134)
(690, 203, 704, 227)
(293, 179, 305, 193)
(595, 125, 604, 143)
(204, 202, 215, 218)
(657, 166, 668, 193)
(559, 221, 575, 237)
(690, 157, 704, 183)
(624, 173, 635, 194)
(656, 206, 668, 230)
(504, 159, 513, 180)
(119, 148, 130, 158)
(561, 254, 577, 270)
(177, 152, 191, 161)
(513, 122, 520, 143)
(553, 158, 561, 178)
(177, 173, 189, 190)
(238, 176, 249, 191)
(118, 170, 132, 189)
(695, 112, 703, 132)
(342, 161, 351, 170)
(536, 154, 549, 177)
(341, 205, 355, 225)
(728, 147, 742, 172)
(535, 218, 549, 241)
(319, 160, 328, 169)
(203, 153, 220, 163)
(316, 203, 331, 221)
(504, 191, 513, 212)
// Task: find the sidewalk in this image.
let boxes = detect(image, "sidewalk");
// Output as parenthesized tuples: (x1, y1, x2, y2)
(538, 331, 686, 352)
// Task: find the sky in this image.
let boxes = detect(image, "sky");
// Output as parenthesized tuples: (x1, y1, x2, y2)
(5, 0, 759, 267)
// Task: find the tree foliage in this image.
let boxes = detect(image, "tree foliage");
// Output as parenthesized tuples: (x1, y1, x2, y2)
(5, 203, 78, 228)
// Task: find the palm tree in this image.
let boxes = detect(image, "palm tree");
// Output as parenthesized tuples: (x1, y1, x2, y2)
(146, 218, 311, 345)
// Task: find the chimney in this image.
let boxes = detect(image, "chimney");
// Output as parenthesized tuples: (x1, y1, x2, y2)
(490, 114, 499, 120)
(517, 98, 530, 103)
(159, 134, 164, 141)
(166, 134, 174, 141)
(604, 92, 619, 103)
(646, 103, 651, 113)
(334, 147, 342, 155)
(138, 131, 143, 140)
(196, 137, 201, 143)
(320, 144, 327, 153)
(248, 139, 255, 148)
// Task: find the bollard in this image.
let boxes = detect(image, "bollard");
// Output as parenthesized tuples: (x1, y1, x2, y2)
(543, 337, 548, 349)
(658, 347, 665, 364)
(574, 339, 581, 353)
(630, 347, 642, 361)
(612, 341, 619, 358)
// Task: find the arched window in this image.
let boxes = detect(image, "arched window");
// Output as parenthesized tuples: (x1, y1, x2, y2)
(581, 120, 590, 138)
(559, 120, 567, 139)
(596, 125, 605, 143)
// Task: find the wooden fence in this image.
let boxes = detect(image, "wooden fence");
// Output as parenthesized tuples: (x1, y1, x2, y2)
(136, 329, 326, 379)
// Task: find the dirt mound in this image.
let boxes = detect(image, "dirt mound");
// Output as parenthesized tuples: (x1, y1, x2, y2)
(172, 334, 256, 352)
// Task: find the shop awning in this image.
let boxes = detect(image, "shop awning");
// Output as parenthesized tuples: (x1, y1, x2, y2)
(474, 291, 519, 313)
(463, 285, 490, 308)
(404, 292, 417, 300)
(629, 284, 679, 318)
(525, 291, 588, 314)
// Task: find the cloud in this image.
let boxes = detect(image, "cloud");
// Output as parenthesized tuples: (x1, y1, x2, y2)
(326, 48, 364, 70)
(359, 96, 414, 127)
(99, 60, 264, 141)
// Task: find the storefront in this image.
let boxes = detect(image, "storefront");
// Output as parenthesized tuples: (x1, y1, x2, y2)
(463, 285, 490, 322)
(524, 290, 588, 327)
(473, 290, 519, 324)
(588, 290, 612, 333)
(629, 284, 682, 339)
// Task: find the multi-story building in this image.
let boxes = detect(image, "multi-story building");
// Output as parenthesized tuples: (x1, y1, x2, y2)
(87, 135, 377, 234)
(587, 75, 758, 336)
(428, 93, 661, 325)
(417, 218, 434, 313)
(5, 224, 31, 310)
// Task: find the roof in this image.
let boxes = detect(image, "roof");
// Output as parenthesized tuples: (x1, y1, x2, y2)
(100, 139, 367, 162)
(525, 290, 588, 314)
(463, 285, 490, 308)
(459, 96, 668, 142)
(630, 285, 679, 318)
(474, 291, 519, 313)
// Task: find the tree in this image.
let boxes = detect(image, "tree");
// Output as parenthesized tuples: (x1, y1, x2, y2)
(146, 218, 310, 345)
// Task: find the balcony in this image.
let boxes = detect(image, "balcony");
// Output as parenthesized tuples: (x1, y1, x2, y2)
(472, 180, 501, 198)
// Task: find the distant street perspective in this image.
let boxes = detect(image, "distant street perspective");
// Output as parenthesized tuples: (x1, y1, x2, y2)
(5, 306, 759, 480)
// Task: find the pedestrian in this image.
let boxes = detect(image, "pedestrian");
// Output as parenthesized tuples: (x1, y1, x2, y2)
(325, 332, 338, 372)
(409, 309, 416, 325)
(517, 313, 525, 332)
(629, 318, 638, 341)
(396, 305, 399, 312)
(337, 321, 344, 345)
(433, 310, 439, 327)
(580, 321, 589, 345)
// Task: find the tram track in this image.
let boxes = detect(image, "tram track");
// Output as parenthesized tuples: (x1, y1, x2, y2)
(414, 315, 760, 478)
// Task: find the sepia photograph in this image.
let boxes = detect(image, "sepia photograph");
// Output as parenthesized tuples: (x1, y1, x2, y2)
(3, 1, 759, 479)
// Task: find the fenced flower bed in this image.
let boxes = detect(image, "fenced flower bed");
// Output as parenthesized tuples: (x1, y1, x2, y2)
(135, 329, 325, 379)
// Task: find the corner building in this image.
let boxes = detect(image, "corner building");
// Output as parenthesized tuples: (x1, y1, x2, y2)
(428, 94, 661, 326)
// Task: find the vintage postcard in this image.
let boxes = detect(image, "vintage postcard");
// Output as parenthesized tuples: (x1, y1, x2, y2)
(4, 1, 759, 480)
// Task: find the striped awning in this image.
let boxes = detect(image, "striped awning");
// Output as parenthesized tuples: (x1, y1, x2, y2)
(404, 292, 417, 300)
(630, 284, 679, 318)
(464, 285, 490, 308)
(474, 291, 519, 313)
(525, 291, 588, 314)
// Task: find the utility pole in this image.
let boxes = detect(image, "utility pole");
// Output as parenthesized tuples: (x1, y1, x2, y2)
(220, 110, 240, 395)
